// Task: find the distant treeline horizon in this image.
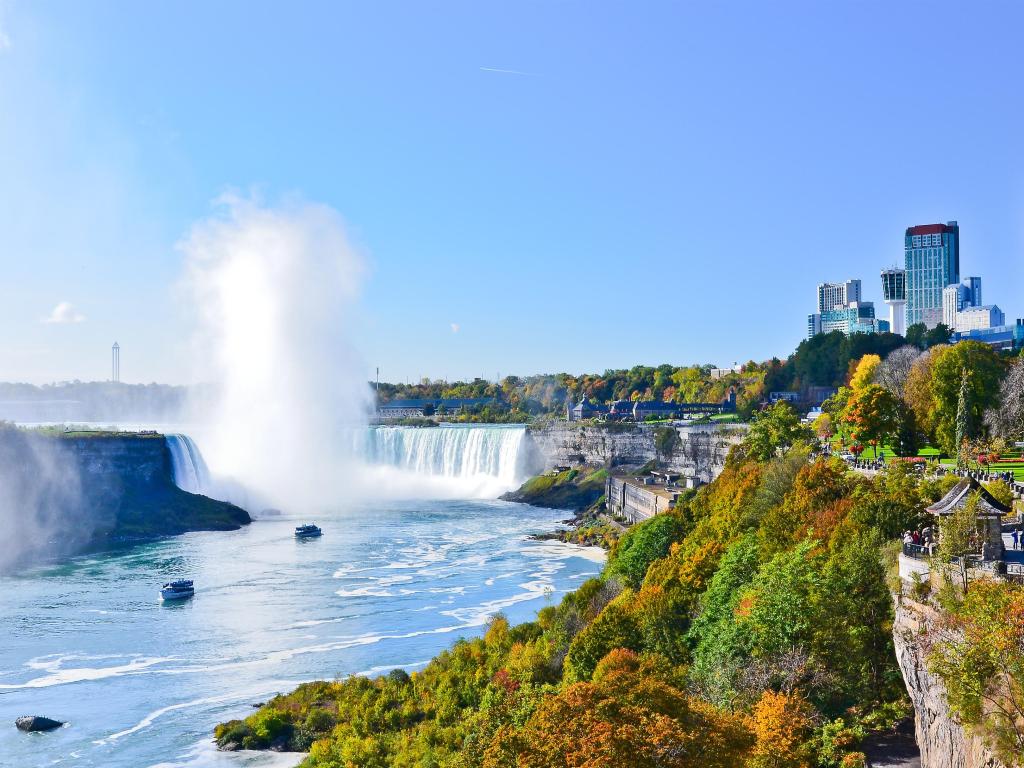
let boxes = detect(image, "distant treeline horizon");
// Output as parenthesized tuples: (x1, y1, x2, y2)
(6, 324, 1013, 423)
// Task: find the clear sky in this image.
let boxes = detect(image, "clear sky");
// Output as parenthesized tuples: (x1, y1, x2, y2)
(2, 1, 1023, 385)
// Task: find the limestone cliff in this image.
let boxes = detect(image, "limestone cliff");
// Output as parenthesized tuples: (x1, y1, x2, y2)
(893, 598, 1007, 768)
(0, 428, 249, 571)
(522, 421, 743, 480)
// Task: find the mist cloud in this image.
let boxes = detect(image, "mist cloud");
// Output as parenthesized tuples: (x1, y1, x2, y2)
(180, 194, 371, 512)
(0, 426, 90, 573)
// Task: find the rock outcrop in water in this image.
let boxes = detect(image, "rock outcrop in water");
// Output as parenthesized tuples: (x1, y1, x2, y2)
(0, 427, 250, 570)
(893, 598, 1007, 768)
(15, 716, 64, 732)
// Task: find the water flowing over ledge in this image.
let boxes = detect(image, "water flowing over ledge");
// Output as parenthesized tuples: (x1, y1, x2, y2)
(166, 434, 212, 495)
(169, 425, 532, 503)
(357, 425, 529, 498)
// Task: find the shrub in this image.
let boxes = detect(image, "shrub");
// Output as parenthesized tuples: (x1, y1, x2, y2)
(245, 707, 292, 745)
(608, 514, 688, 589)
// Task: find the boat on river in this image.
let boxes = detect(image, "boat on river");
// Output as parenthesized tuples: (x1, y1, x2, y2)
(160, 579, 195, 601)
(294, 524, 323, 539)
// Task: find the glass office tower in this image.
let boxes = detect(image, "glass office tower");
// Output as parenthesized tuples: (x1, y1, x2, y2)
(905, 221, 959, 328)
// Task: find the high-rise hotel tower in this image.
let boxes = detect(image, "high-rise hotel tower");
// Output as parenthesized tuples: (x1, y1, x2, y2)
(905, 221, 960, 328)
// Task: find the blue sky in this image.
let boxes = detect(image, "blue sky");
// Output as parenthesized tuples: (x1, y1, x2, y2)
(1, 1, 1023, 385)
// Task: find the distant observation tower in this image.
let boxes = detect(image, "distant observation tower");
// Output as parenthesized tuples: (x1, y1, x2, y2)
(881, 269, 907, 336)
(112, 342, 120, 383)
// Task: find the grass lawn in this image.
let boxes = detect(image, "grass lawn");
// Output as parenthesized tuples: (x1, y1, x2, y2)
(826, 439, 1024, 481)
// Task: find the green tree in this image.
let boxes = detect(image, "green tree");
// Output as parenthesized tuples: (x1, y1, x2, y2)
(925, 323, 953, 349)
(816, 531, 899, 706)
(905, 323, 927, 350)
(931, 342, 1004, 456)
(935, 491, 981, 595)
(564, 596, 643, 682)
(609, 513, 688, 590)
(745, 402, 813, 462)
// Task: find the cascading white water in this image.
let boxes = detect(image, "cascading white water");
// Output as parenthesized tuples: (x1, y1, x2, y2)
(165, 434, 211, 494)
(359, 425, 527, 498)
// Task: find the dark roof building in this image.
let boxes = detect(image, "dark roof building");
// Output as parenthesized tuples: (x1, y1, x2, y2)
(570, 398, 607, 421)
(926, 477, 1011, 518)
(927, 477, 1010, 561)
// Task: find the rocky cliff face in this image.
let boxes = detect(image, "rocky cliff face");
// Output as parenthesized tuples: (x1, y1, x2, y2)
(523, 422, 743, 481)
(0, 429, 249, 571)
(893, 598, 1006, 768)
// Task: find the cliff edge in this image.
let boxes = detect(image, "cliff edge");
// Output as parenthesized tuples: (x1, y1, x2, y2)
(0, 427, 250, 570)
(893, 598, 1006, 768)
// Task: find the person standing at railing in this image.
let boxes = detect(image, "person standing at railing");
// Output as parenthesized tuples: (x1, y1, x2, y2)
(1013, 528, 1020, 551)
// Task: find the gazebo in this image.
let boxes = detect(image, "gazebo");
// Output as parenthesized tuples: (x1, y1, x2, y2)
(927, 477, 1012, 561)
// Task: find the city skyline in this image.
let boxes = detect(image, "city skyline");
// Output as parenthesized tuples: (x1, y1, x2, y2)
(807, 218, 1020, 349)
(2, 1, 1024, 385)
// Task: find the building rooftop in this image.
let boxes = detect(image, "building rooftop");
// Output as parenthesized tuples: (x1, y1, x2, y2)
(926, 477, 1011, 518)
(906, 223, 955, 236)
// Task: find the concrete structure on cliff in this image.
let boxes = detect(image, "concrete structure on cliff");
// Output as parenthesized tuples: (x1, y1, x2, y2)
(605, 470, 702, 523)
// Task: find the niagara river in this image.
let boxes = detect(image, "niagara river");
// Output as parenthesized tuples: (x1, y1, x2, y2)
(0, 425, 602, 768)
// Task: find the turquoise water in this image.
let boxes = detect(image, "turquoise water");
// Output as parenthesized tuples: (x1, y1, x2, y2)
(0, 500, 603, 767)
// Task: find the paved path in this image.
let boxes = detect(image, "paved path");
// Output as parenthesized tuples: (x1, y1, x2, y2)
(1002, 532, 1024, 563)
(864, 721, 921, 768)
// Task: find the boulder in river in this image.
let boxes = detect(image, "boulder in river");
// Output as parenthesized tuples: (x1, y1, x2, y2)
(15, 716, 64, 732)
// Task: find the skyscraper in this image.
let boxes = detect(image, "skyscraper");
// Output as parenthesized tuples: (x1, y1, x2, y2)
(112, 342, 120, 383)
(880, 268, 907, 336)
(904, 221, 960, 328)
(807, 279, 887, 338)
(817, 280, 862, 312)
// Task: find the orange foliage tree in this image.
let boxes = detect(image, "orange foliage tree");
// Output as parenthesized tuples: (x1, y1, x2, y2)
(501, 649, 751, 768)
(746, 690, 814, 768)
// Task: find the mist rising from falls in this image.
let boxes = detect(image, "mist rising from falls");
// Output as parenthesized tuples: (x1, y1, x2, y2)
(358, 425, 528, 499)
(180, 195, 370, 512)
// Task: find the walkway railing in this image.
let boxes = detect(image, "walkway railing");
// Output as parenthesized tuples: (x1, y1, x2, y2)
(902, 543, 930, 560)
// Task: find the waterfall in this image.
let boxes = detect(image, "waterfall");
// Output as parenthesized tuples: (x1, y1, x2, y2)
(361, 425, 527, 495)
(166, 434, 212, 494)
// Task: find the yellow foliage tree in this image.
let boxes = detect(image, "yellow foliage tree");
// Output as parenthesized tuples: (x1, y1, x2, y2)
(746, 690, 814, 768)
(849, 354, 881, 391)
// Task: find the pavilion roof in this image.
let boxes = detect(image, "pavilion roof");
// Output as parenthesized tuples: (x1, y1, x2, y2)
(926, 477, 1011, 518)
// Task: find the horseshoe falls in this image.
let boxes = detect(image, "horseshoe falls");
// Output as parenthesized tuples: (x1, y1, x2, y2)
(357, 424, 530, 499)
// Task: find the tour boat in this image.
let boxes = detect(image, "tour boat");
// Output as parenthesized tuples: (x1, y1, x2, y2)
(160, 579, 195, 601)
(294, 524, 323, 539)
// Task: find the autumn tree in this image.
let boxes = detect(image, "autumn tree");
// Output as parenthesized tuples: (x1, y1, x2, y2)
(510, 650, 752, 768)
(842, 384, 901, 458)
(849, 354, 881, 390)
(903, 345, 949, 447)
(929, 580, 1024, 765)
(746, 690, 815, 768)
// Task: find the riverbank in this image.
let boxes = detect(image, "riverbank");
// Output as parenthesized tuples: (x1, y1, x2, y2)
(501, 466, 626, 549)
(1, 499, 599, 767)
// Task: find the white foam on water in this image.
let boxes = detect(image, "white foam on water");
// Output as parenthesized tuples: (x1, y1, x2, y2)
(1, 653, 178, 689)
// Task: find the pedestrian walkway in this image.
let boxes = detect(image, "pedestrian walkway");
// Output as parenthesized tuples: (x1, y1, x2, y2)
(1003, 532, 1024, 564)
